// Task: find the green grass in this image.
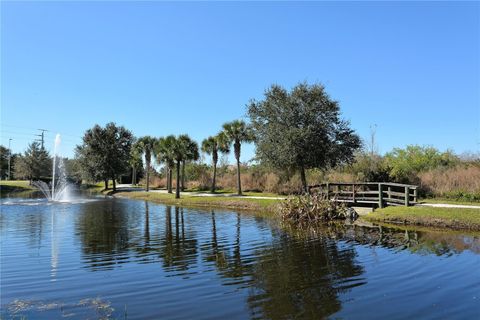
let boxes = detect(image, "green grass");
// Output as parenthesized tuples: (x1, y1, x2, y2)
(145, 186, 282, 198)
(364, 205, 480, 230)
(419, 198, 480, 206)
(180, 188, 282, 198)
(0, 180, 34, 193)
(113, 191, 281, 213)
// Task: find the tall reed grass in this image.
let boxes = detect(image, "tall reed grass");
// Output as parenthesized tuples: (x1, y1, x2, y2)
(418, 165, 480, 201)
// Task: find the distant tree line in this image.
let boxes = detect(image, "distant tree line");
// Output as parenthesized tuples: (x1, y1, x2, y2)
(11, 81, 474, 199)
(69, 82, 361, 197)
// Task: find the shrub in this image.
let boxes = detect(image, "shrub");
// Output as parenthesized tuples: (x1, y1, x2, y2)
(280, 193, 358, 225)
(385, 145, 458, 183)
(346, 152, 391, 182)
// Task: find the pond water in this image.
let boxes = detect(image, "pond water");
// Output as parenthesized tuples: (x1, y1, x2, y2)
(1, 195, 479, 319)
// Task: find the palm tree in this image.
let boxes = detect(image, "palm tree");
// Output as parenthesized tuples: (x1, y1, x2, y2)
(130, 141, 143, 186)
(201, 132, 230, 193)
(171, 135, 188, 199)
(137, 136, 157, 192)
(179, 135, 199, 191)
(222, 120, 254, 195)
(156, 136, 176, 193)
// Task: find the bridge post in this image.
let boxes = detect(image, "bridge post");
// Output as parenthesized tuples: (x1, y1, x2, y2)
(413, 188, 418, 203)
(352, 184, 356, 203)
(405, 186, 410, 206)
(378, 183, 384, 208)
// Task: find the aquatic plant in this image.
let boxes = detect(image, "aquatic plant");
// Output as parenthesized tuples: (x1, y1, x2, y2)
(280, 193, 358, 225)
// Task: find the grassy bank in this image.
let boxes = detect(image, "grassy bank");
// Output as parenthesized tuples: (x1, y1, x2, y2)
(0, 180, 34, 193)
(364, 206, 480, 230)
(420, 198, 480, 206)
(113, 191, 281, 213)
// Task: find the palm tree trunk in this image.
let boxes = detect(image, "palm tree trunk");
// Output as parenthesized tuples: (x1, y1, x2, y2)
(165, 165, 169, 190)
(175, 160, 181, 199)
(132, 165, 135, 185)
(181, 160, 186, 191)
(234, 140, 242, 195)
(300, 165, 307, 193)
(146, 161, 150, 192)
(168, 167, 173, 193)
(236, 158, 242, 195)
(212, 161, 217, 193)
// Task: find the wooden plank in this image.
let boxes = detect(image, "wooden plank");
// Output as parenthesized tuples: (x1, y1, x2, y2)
(311, 182, 417, 188)
(384, 197, 406, 204)
(388, 191, 408, 197)
(383, 182, 418, 188)
(307, 182, 419, 207)
(405, 186, 410, 206)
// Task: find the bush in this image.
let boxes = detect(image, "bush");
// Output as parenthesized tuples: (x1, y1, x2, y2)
(347, 153, 391, 182)
(385, 145, 458, 183)
(280, 193, 358, 225)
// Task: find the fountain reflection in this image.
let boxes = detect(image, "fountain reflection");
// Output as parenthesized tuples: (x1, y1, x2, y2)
(2, 198, 480, 319)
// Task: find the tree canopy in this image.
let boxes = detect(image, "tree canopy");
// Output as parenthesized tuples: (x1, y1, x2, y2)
(247, 82, 361, 191)
(0, 145, 11, 180)
(75, 122, 133, 190)
(14, 142, 51, 182)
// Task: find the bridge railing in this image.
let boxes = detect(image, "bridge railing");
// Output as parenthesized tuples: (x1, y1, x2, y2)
(308, 182, 418, 207)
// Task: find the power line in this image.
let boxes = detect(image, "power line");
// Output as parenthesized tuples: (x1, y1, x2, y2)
(35, 129, 49, 149)
(1, 123, 83, 139)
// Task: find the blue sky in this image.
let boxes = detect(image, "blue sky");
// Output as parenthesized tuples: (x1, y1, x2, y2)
(1, 1, 479, 162)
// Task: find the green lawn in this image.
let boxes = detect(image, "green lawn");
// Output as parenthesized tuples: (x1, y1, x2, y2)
(181, 188, 282, 198)
(419, 198, 480, 206)
(0, 180, 34, 193)
(364, 205, 480, 230)
(113, 191, 280, 213)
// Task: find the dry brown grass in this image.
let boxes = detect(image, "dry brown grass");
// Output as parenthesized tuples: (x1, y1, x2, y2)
(418, 165, 480, 200)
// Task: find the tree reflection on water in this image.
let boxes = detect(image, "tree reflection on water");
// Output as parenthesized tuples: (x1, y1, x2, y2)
(69, 200, 480, 318)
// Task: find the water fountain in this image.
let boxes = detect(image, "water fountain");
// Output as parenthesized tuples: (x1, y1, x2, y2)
(33, 134, 71, 202)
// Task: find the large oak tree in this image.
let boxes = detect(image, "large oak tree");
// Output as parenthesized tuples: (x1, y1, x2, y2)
(247, 82, 361, 192)
(76, 123, 133, 191)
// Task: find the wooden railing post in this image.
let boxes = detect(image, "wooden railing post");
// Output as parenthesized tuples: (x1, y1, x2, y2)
(326, 183, 330, 200)
(352, 184, 356, 203)
(405, 186, 410, 206)
(413, 188, 418, 203)
(378, 183, 384, 208)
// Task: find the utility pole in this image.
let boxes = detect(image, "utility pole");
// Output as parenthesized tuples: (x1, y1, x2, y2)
(35, 129, 48, 149)
(369, 124, 377, 157)
(8, 138, 12, 180)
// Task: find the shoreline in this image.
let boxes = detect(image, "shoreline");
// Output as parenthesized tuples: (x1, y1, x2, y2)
(111, 190, 480, 232)
(112, 191, 280, 214)
(2, 182, 480, 231)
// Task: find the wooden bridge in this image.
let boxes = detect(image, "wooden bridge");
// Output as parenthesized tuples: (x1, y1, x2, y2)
(308, 182, 418, 208)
